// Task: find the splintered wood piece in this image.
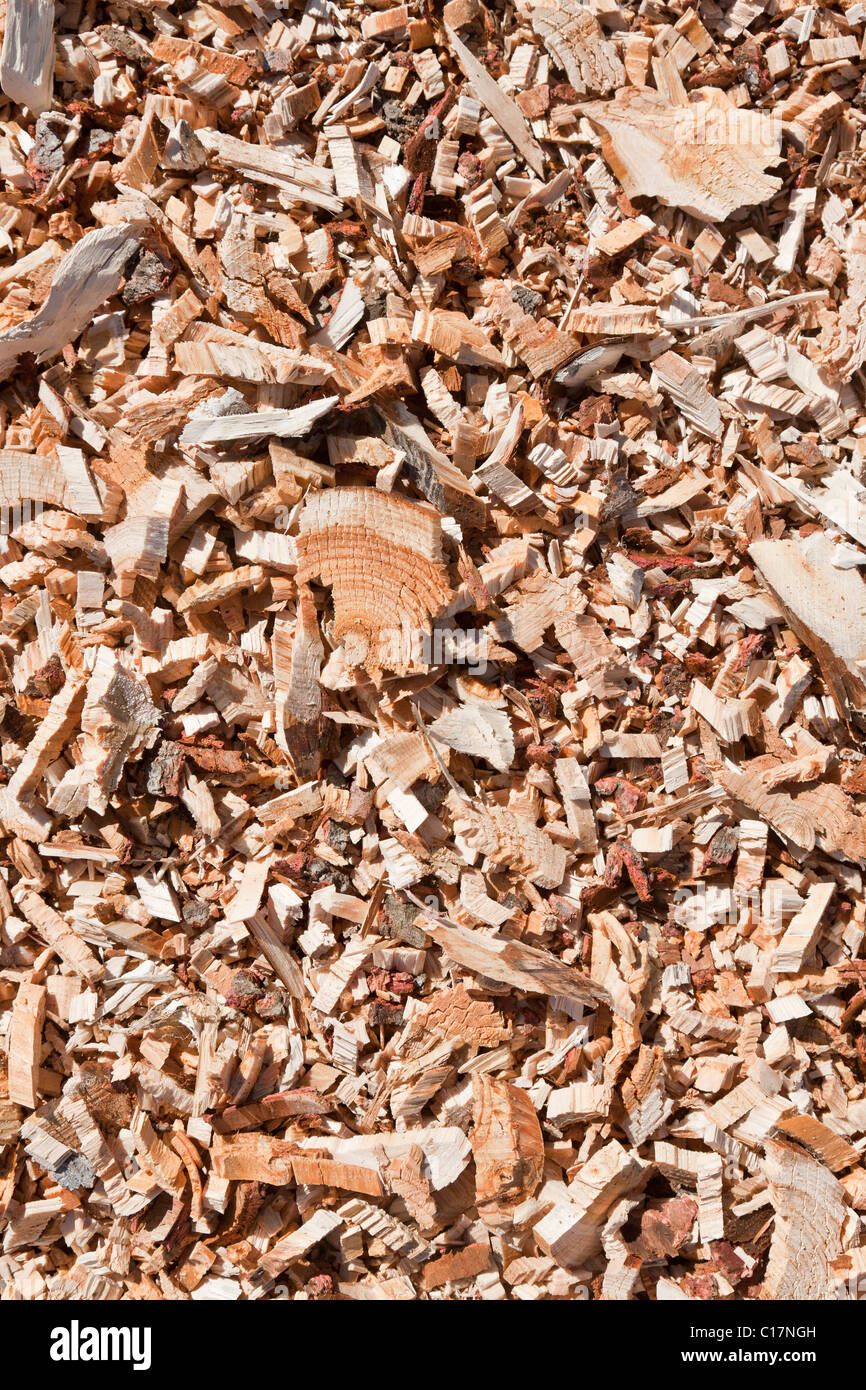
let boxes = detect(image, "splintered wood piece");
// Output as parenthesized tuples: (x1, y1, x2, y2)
(298, 1129, 469, 1192)
(0, 451, 99, 519)
(459, 870, 514, 927)
(15, 891, 105, 984)
(429, 700, 514, 772)
(0, 0, 55, 114)
(423, 985, 508, 1048)
(772, 882, 835, 974)
(449, 798, 567, 888)
(76, 658, 161, 811)
(383, 1144, 439, 1232)
(336, 1197, 433, 1263)
(447, 28, 545, 178)
(695, 1157, 725, 1246)
(773, 1115, 860, 1174)
(472, 1076, 544, 1227)
(176, 565, 266, 615)
(535, 1141, 648, 1268)
(413, 309, 505, 371)
(422, 1241, 493, 1289)
(180, 398, 338, 446)
(196, 129, 343, 212)
(580, 88, 783, 220)
(651, 352, 722, 437)
(4, 675, 87, 804)
(761, 1141, 855, 1299)
(212, 1133, 295, 1185)
(484, 285, 580, 378)
(749, 534, 866, 711)
(548, 1083, 608, 1125)
(690, 680, 759, 743)
(530, 0, 624, 97)
(257, 1209, 344, 1281)
(567, 303, 658, 336)
(362, 7, 409, 40)
(175, 326, 333, 386)
(7, 982, 46, 1110)
(365, 732, 438, 789)
(0, 225, 143, 378)
(292, 1154, 385, 1198)
(421, 915, 608, 1010)
(276, 590, 324, 776)
(554, 758, 597, 851)
(621, 1046, 669, 1147)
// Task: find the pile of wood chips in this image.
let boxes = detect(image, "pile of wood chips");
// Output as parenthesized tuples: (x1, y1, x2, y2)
(3, 0, 866, 1304)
